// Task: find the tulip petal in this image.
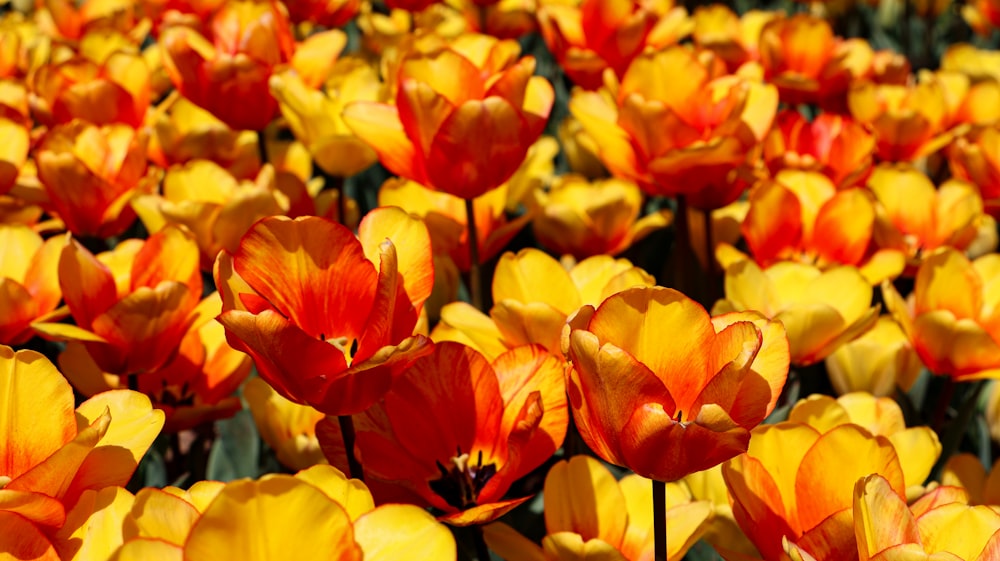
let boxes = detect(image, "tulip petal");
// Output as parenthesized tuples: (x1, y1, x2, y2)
(354, 504, 457, 561)
(294, 465, 374, 522)
(854, 474, 920, 560)
(0, 510, 59, 561)
(744, 181, 802, 264)
(123, 488, 199, 545)
(109, 539, 183, 561)
(342, 102, 427, 185)
(914, 249, 981, 319)
(52, 486, 135, 561)
(543, 456, 628, 547)
(357, 206, 434, 315)
(493, 249, 582, 315)
(59, 237, 117, 329)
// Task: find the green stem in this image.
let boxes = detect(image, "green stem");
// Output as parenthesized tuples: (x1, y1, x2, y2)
(653, 479, 667, 561)
(466, 198, 483, 311)
(339, 415, 365, 482)
(257, 130, 268, 167)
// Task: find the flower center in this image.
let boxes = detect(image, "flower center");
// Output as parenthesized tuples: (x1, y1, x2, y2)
(428, 447, 497, 510)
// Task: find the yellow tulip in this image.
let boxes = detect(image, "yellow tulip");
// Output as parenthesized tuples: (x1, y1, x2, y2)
(825, 316, 923, 396)
(244, 376, 327, 472)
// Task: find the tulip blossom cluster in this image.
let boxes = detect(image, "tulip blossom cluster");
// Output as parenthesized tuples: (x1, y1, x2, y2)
(7, 0, 1000, 560)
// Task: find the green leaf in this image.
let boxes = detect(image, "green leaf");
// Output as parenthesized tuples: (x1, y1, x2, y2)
(206, 409, 260, 482)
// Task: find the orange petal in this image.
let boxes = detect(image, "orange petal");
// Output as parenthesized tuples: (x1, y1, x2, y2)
(0, 510, 59, 561)
(743, 181, 802, 265)
(342, 102, 426, 185)
(914, 248, 982, 319)
(59, 236, 117, 329)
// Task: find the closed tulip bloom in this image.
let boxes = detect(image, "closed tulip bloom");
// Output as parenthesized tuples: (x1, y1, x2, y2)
(33, 226, 203, 377)
(883, 248, 1000, 380)
(343, 33, 554, 199)
(533, 174, 674, 259)
(566, 286, 789, 482)
(35, 121, 155, 238)
(215, 209, 434, 415)
(159, 0, 296, 131)
(692, 6, 776, 72)
(855, 473, 1000, 560)
(485, 455, 713, 561)
(715, 260, 879, 365)
(570, 45, 777, 205)
(536, 0, 692, 90)
(147, 96, 260, 177)
(0, 225, 62, 345)
(353, 342, 567, 525)
(825, 316, 923, 396)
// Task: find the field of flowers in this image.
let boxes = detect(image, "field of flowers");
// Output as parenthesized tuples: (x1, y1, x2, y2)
(6, 0, 1000, 559)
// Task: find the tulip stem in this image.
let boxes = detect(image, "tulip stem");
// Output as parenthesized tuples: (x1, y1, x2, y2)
(339, 415, 365, 482)
(329, 173, 346, 226)
(653, 479, 667, 560)
(931, 380, 987, 481)
(472, 525, 492, 561)
(257, 130, 268, 166)
(466, 198, 484, 311)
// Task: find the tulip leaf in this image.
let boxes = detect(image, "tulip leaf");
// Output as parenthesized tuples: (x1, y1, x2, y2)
(206, 409, 260, 482)
(685, 540, 725, 561)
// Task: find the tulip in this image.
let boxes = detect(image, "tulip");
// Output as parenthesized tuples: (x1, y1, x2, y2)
(848, 78, 953, 162)
(433, 249, 655, 359)
(132, 160, 290, 270)
(692, 6, 776, 72)
(883, 248, 1000, 380)
(0, 344, 163, 556)
(147, 96, 260, 177)
(286, 0, 361, 28)
(33, 225, 203, 377)
(159, 0, 297, 131)
(30, 51, 151, 127)
(723, 421, 906, 560)
(762, 110, 875, 189)
(855, 473, 1000, 560)
(536, 0, 692, 89)
(352, 342, 567, 525)
(787, 393, 941, 495)
(0, 225, 62, 345)
(485, 455, 713, 560)
(715, 259, 879, 365)
(825, 316, 923, 397)
(244, 376, 328, 471)
(942, 453, 1000, 508)
(269, 55, 381, 179)
(758, 14, 873, 109)
(106, 465, 457, 561)
(566, 286, 789, 481)
(949, 123, 1000, 216)
(532, 174, 673, 259)
(868, 164, 986, 270)
(35, 121, 156, 238)
(215, 209, 434, 415)
(343, 33, 553, 200)
(570, 45, 777, 206)
(40, 0, 142, 41)
(54, 293, 251, 433)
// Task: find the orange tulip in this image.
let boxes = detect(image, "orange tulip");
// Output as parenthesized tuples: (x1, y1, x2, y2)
(692, 6, 776, 72)
(759, 14, 873, 109)
(714, 259, 880, 365)
(215, 208, 434, 415)
(54, 293, 251, 433)
(39, 0, 142, 41)
(949, 123, 1000, 216)
(532, 174, 674, 259)
(35, 121, 156, 238)
(485, 455, 714, 561)
(763, 110, 875, 189)
(566, 286, 789, 481)
(0, 344, 163, 555)
(883, 248, 1000, 380)
(0, 114, 29, 197)
(570, 45, 777, 206)
(0, 225, 62, 345)
(30, 52, 151, 127)
(723, 421, 906, 560)
(343, 33, 553, 199)
(147, 96, 260, 178)
(353, 342, 567, 525)
(536, 0, 691, 90)
(868, 164, 986, 270)
(286, 0, 361, 28)
(848, 78, 953, 162)
(159, 0, 296, 131)
(33, 226, 202, 377)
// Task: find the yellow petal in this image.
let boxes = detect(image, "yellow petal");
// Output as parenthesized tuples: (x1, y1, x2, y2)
(494, 249, 582, 315)
(122, 488, 199, 546)
(544, 456, 627, 547)
(294, 465, 374, 522)
(109, 538, 183, 561)
(353, 504, 457, 561)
